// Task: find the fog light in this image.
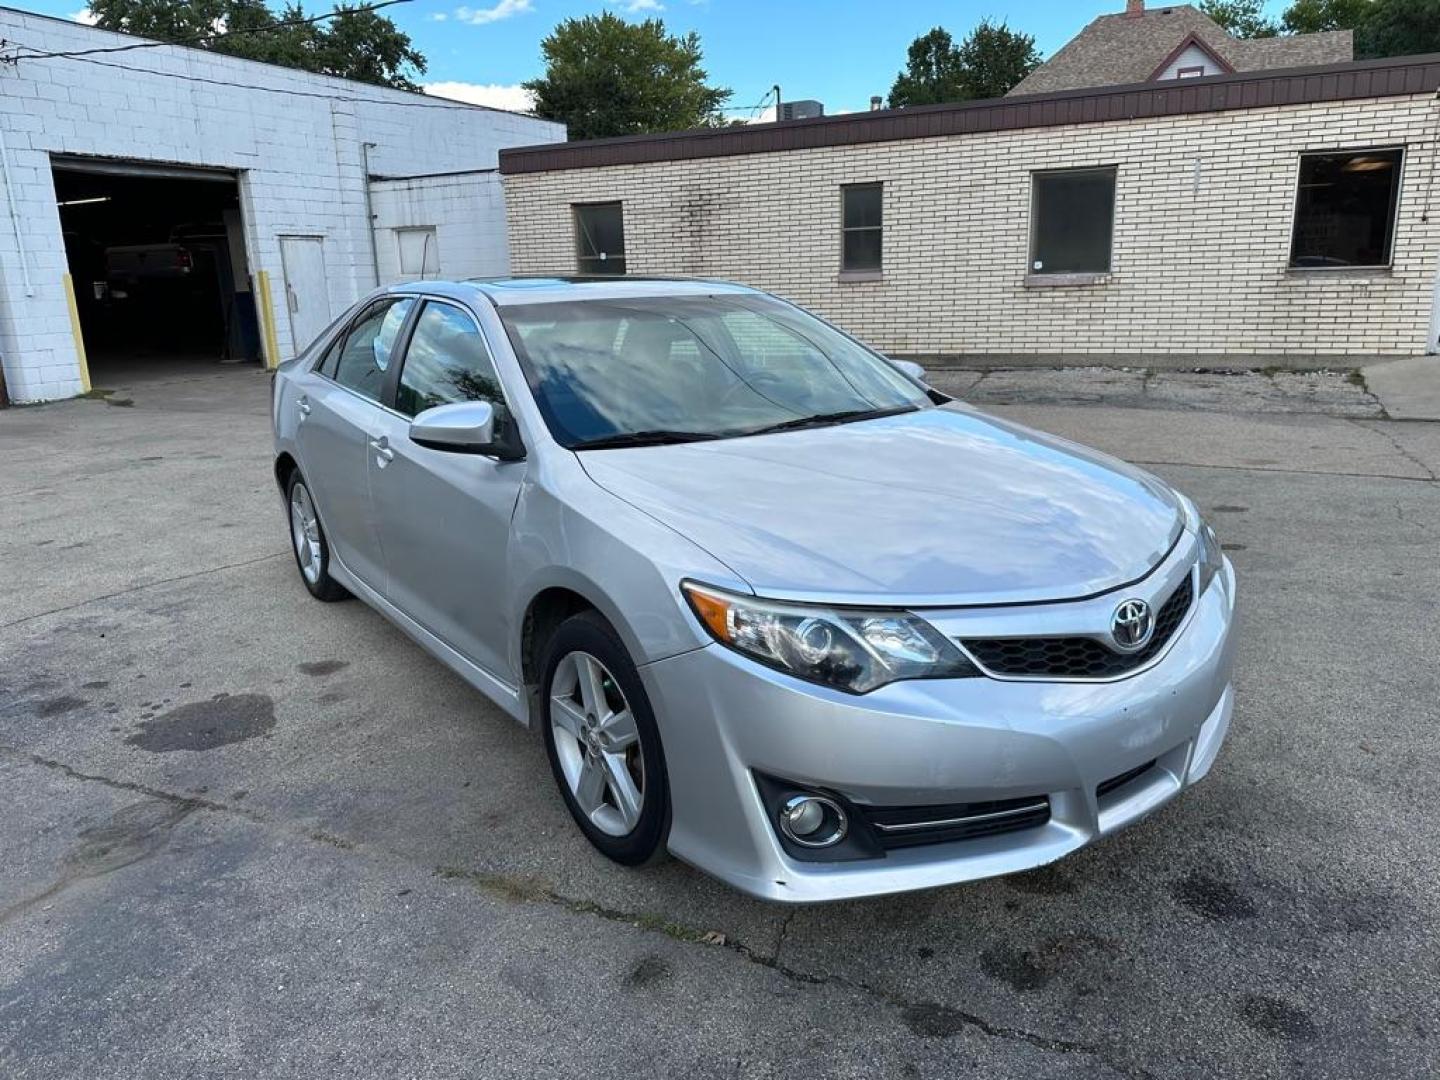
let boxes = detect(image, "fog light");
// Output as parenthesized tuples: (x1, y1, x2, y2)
(779, 794, 847, 848)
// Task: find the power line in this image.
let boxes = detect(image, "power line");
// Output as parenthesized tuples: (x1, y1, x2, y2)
(10, 47, 506, 113)
(2, 0, 413, 63)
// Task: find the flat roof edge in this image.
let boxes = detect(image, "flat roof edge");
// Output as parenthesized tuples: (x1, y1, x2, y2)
(499, 53, 1440, 175)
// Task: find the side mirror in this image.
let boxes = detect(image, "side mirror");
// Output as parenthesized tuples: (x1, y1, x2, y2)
(890, 358, 927, 383)
(409, 401, 523, 460)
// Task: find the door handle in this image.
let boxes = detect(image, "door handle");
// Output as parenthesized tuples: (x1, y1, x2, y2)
(296, 396, 311, 418)
(369, 435, 394, 466)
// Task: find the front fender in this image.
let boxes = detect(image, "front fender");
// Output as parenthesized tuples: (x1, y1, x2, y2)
(505, 453, 750, 714)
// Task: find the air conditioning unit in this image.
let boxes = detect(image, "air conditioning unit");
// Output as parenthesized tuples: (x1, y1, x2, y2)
(780, 100, 824, 121)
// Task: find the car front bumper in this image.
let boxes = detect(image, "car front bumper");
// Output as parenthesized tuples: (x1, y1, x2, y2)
(640, 558, 1237, 902)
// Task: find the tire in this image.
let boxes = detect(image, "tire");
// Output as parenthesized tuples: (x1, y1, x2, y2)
(541, 610, 670, 866)
(285, 471, 349, 602)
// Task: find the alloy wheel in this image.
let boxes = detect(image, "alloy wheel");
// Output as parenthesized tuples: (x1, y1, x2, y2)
(289, 482, 323, 585)
(549, 650, 645, 837)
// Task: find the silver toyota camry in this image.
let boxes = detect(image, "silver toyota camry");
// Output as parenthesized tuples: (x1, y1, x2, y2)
(271, 277, 1236, 902)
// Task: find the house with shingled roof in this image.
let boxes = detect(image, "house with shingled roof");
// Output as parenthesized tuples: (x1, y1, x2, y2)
(1009, 0, 1353, 96)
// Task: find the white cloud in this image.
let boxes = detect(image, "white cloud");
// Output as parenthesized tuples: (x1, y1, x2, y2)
(453, 0, 534, 25)
(70, 8, 98, 25)
(431, 12, 448, 20)
(617, 0, 665, 11)
(423, 81, 536, 113)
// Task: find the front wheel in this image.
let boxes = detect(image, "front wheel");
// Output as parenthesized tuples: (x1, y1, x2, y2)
(541, 611, 669, 865)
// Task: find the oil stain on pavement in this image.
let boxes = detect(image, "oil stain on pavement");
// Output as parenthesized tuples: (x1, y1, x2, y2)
(1, 799, 193, 926)
(125, 693, 276, 753)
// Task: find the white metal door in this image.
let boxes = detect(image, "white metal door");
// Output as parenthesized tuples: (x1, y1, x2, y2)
(279, 236, 330, 354)
(1430, 253, 1440, 354)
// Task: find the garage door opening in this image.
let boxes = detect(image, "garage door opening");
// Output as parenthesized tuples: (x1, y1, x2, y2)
(54, 159, 262, 382)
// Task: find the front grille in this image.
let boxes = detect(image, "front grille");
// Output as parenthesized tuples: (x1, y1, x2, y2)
(859, 795, 1051, 850)
(1097, 759, 1157, 799)
(960, 573, 1194, 680)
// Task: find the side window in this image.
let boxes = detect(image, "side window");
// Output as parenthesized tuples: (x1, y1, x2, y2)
(332, 297, 415, 401)
(841, 183, 883, 273)
(316, 329, 345, 378)
(1030, 167, 1117, 275)
(574, 202, 626, 275)
(395, 301, 506, 418)
(1290, 148, 1402, 268)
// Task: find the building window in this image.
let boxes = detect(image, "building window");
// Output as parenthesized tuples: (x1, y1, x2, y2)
(574, 202, 626, 275)
(1030, 167, 1117, 275)
(396, 227, 439, 278)
(841, 183, 883, 273)
(1176, 66, 1205, 78)
(1290, 149, 1402, 269)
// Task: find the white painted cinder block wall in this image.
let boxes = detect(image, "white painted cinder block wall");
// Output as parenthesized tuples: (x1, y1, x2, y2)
(0, 8, 562, 402)
(505, 93, 1440, 359)
(370, 170, 510, 285)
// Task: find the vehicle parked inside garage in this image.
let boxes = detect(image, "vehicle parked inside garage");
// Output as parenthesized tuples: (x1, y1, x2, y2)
(271, 277, 1236, 901)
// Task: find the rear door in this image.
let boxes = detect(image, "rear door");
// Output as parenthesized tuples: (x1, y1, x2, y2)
(294, 295, 416, 593)
(368, 298, 525, 678)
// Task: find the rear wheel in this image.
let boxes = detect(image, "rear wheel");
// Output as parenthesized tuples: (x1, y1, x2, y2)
(286, 472, 348, 602)
(541, 611, 669, 865)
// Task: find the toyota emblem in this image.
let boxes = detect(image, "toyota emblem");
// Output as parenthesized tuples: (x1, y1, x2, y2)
(1111, 599, 1155, 652)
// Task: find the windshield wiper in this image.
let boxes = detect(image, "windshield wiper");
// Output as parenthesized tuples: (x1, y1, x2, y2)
(572, 429, 726, 451)
(744, 404, 920, 437)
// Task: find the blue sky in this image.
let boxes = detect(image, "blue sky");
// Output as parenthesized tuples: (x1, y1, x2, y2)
(31, 1, 1292, 114)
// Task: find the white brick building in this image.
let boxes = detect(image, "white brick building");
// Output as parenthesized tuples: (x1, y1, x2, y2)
(0, 7, 562, 403)
(502, 55, 1440, 363)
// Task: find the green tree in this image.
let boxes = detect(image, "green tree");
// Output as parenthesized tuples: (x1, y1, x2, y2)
(523, 13, 731, 141)
(1281, 0, 1374, 32)
(1199, 0, 1281, 37)
(888, 27, 967, 107)
(1355, 0, 1440, 57)
(956, 21, 1042, 100)
(889, 21, 1040, 108)
(88, 0, 426, 90)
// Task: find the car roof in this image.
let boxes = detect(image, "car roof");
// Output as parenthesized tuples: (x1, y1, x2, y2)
(389, 276, 765, 308)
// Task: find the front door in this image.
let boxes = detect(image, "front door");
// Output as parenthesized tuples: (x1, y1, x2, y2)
(295, 295, 416, 593)
(369, 298, 524, 679)
(280, 236, 331, 355)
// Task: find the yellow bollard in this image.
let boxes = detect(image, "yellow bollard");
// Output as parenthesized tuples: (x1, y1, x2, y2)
(62, 273, 92, 394)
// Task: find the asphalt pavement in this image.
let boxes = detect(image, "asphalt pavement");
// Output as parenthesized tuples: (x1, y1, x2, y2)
(1, 363, 1437, 1079)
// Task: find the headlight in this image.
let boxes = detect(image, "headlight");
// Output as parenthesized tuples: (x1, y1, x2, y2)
(1197, 520, 1224, 594)
(682, 582, 979, 694)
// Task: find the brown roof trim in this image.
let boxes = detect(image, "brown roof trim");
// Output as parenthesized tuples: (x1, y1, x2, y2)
(1147, 32, 1235, 82)
(500, 53, 1440, 175)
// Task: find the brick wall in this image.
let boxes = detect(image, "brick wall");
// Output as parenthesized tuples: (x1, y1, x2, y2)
(504, 94, 1440, 359)
(0, 9, 561, 402)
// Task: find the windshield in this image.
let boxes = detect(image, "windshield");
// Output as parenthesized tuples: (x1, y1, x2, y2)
(496, 294, 931, 448)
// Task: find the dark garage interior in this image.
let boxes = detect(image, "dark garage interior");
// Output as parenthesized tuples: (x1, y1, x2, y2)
(54, 161, 262, 381)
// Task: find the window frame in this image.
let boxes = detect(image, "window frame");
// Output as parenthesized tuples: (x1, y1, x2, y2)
(839, 182, 884, 278)
(1176, 66, 1205, 78)
(1027, 165, 1119, 280)
(317, 296, 420, 402)
(388, 297, 514, 420)
(572, 201, 627, 276)
(395, 225, 440, 279)
(1287, 146, 1405, 272)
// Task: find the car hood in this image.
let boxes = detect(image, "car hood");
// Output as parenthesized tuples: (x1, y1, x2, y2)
(579, 405, 1184, 607)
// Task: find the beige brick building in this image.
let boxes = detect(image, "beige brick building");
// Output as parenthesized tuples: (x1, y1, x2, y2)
(501, 55, 1440, 362)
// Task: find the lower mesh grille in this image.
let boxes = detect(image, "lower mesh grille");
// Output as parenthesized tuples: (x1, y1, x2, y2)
(859, 795, 1050, 850)
(961, 574, 1194, 679)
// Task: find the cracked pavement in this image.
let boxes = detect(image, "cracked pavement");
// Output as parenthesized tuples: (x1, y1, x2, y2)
(1, 364, 1437, 1078)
